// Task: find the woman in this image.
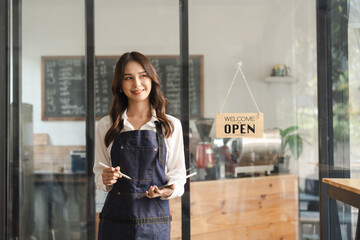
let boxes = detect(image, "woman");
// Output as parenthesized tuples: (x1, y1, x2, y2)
(93, 51, 186, 240)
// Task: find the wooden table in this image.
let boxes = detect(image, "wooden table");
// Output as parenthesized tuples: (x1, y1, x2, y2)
(323, 178, 360, 240)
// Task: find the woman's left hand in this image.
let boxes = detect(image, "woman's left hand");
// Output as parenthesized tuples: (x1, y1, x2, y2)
(146, 184, 175, 199)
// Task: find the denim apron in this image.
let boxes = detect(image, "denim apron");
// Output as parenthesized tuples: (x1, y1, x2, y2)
(98, 121, 171, 240)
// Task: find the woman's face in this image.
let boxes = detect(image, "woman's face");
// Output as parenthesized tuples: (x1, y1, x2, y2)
(121, 61, 152, 105)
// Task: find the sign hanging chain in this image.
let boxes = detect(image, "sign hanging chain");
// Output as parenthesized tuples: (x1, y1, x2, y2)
(219, 63, 261, 113)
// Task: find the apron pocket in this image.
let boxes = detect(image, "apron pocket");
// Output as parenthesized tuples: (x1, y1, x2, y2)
(120, 146, 157, 181)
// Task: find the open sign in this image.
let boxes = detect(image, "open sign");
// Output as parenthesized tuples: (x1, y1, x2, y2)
(216, 113, 263, 138)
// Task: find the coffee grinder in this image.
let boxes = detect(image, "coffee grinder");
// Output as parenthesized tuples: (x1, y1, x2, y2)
(195, 118, 215, 169)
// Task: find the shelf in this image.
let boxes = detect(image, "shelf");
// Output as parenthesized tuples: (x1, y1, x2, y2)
(264, 76, 297, 83)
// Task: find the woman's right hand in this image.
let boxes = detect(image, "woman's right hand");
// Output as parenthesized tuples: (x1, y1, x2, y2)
(102, 166, 121, 186)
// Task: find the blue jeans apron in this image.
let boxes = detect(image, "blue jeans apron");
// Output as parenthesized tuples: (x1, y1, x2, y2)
(98, 122, 171, 240)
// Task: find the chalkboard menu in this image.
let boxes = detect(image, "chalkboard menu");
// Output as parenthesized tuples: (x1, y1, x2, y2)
(42, 55, 203, 120)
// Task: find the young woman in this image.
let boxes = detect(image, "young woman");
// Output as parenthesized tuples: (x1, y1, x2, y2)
(93, 51, 186, 240)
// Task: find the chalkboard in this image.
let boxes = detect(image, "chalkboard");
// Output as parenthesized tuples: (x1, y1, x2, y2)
(42, 55, 203, 120)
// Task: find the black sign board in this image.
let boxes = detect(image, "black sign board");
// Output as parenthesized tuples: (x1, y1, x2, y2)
(42, 55, 203, 120)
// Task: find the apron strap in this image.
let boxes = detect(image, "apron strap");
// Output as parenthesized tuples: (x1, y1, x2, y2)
(155, 121, 165, 166)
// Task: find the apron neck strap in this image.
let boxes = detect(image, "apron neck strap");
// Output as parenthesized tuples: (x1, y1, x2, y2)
(155, 121, 165, 166)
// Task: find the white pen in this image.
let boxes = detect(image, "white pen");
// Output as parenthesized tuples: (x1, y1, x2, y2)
(98, 162, 132, 180)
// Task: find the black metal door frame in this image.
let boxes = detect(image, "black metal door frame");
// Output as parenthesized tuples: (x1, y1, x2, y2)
(85, 0, 96, 238)
(317, 0, 351, 239)
(0, 0, 10, 239)
(179, 0, 191, 239)
(11, 0, 22, 239)
(179, 0, 190, 239)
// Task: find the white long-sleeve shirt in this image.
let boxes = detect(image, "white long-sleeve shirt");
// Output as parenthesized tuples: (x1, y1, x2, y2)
(93, 110, 186, 199)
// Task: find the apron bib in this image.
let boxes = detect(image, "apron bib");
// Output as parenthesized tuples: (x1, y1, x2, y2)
(98, 122, 171, 240)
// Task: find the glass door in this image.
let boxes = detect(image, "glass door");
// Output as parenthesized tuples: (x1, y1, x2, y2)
(8, 0, 90, 239)
(93, 0, 182, 238)
(188, 0, 318, 239)
(318, 0, 360, 239)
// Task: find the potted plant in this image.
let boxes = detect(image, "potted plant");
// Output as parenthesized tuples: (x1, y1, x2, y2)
(278, 126, 303, 171)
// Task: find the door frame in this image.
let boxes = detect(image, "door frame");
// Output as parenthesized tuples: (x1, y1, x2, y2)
(0, 0, 10, 239)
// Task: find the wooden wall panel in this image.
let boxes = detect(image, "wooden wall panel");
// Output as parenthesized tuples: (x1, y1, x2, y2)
(170, 197, 182, 239)
(170, 175, 298, 239)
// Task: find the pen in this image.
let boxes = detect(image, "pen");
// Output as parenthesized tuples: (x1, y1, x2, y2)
(98, 162, 132, 180)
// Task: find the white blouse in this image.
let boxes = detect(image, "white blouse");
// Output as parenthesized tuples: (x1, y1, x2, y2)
(93, 110, 186, 199)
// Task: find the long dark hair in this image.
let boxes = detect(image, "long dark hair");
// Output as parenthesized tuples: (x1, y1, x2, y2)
(104, 51, 174, 147)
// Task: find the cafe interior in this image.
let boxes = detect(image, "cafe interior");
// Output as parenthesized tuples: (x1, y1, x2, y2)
(1, 0, 360, 239)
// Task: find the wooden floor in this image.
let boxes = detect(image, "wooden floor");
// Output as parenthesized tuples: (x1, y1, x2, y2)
(96, 174, 298, 239)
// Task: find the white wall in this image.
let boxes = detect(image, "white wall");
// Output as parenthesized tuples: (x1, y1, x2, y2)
(22, 0, 318, 184)
(189, 0, 300, 129)
(23, 0, 86, 145)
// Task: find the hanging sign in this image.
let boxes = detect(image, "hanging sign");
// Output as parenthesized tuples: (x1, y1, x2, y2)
(216, 112, 263, 138)
(216, 62, 264, 138)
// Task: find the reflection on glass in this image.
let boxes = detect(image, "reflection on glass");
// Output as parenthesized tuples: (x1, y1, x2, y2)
(189, 0, 318, 239)
(344, 0, 360, 238)
(18, 0, 87, 239)
(194, 118, 215, 171)
(94, 0, 181, 239)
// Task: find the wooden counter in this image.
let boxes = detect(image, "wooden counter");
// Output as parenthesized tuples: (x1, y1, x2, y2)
(96, 174, 298, 239)
(33, 145, 85, 172)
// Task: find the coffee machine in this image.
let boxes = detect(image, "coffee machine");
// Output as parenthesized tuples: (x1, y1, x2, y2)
(195, 118, 215, 169)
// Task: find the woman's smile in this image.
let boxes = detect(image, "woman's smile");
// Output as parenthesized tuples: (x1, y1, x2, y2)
(131, 89, 145, 95)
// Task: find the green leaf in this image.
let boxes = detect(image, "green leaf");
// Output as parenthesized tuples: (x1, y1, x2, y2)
(286, 134, 303, 160)
(281, 126, 299, 137)
(279, 128, 286, 138)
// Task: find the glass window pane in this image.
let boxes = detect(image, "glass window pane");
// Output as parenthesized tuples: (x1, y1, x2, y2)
(342, 0, 360, 238)
(189, 0, 318, 239)
(17, 1, 87, 239)
(94, 1, 181, 238)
